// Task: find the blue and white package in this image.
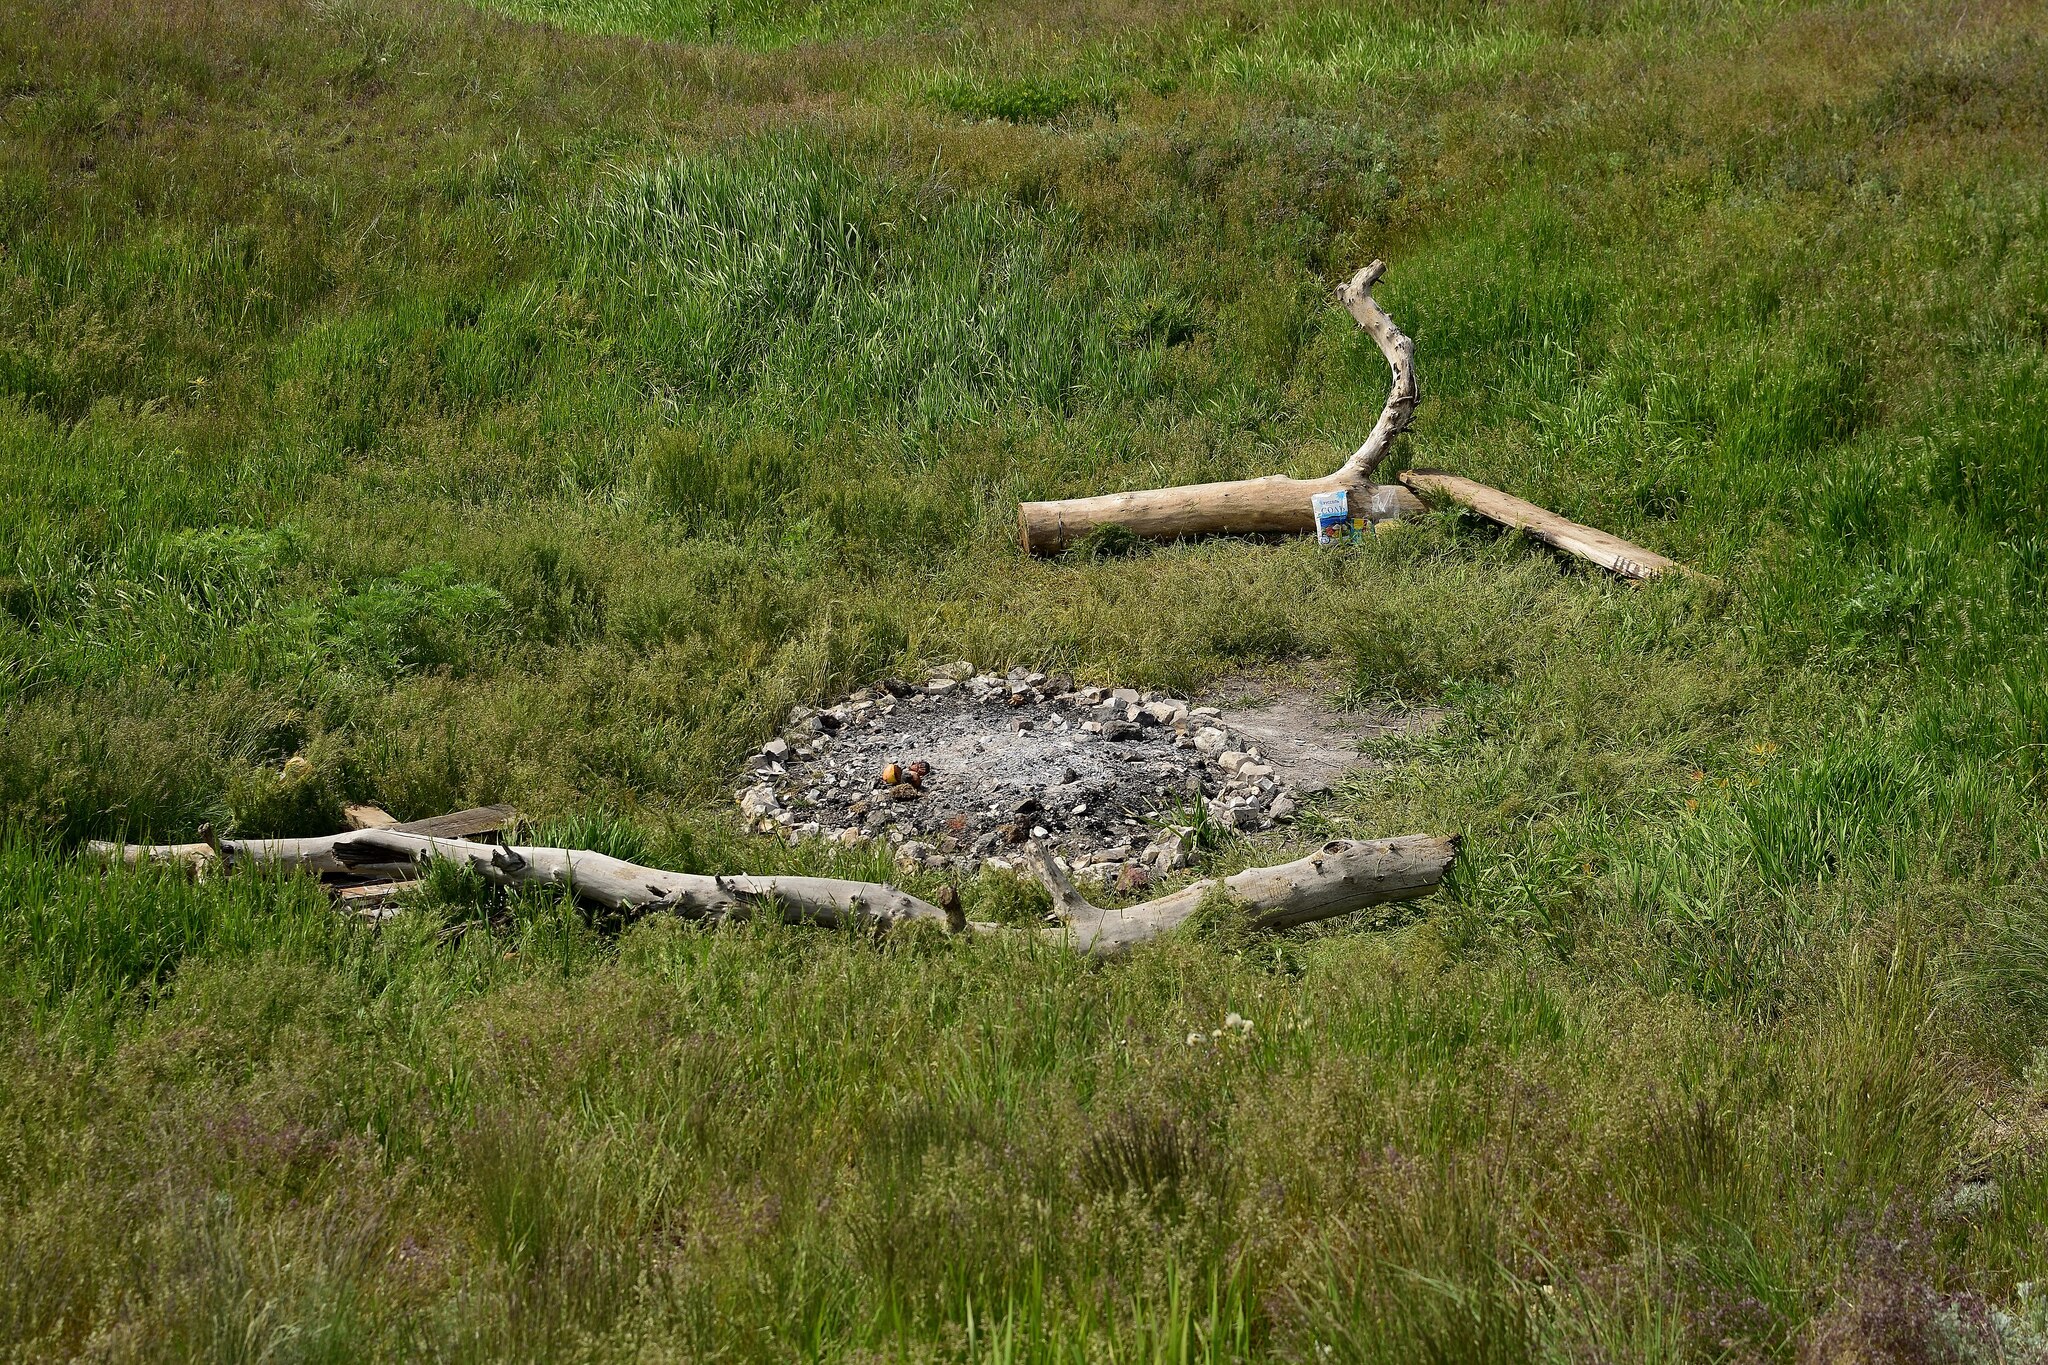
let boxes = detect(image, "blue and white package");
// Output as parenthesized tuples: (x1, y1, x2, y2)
(1312, 488, 1349, 546)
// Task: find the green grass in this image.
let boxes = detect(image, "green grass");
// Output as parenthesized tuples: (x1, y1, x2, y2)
(6, 0, 2048, 1356)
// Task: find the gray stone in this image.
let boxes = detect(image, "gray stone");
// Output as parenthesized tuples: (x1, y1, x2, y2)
(1148, 834, 1186, 871)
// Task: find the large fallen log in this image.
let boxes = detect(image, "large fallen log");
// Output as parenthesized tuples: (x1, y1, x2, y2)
(87, 804, 522, 877)
(1016, 261, 1421, 555)
(1399, 469, 1688, 580)
(87, 831, 416, 879)
(88, 829, 1457, 957)
(1030, 834, 1457, 956)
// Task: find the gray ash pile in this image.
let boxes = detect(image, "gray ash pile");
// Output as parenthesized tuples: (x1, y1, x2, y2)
(735, 664, 1301, 888)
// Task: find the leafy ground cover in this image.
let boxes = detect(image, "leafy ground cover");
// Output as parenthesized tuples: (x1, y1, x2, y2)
(4, 0, 2048, 1357)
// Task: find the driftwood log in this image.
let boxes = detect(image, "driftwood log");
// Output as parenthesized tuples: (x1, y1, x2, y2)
(1032, 834, 1458, 956)
(1399, 470, 1690, 580)
(88, 829, 1457, 957)
(1017, 261, 1422, 555)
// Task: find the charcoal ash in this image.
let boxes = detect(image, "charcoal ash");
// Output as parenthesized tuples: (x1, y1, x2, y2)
(735, 664, 1299, 888)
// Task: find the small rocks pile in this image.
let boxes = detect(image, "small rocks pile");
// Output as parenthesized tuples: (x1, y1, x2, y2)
(735, 663, 1303, 887)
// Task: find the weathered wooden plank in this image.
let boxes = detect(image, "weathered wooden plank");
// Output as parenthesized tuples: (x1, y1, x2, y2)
(390, 804, 519, 840)
(332, 879, 422, 917)
(343, 803, 399, 830)
(1399, 469, 1687, 580)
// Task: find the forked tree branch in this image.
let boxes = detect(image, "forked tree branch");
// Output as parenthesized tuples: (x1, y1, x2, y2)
(1016, 261, 1421, 555)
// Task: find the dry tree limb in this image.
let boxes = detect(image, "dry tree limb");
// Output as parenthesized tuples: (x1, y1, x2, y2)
(92, 829, 962, 932)
(1028, 834, 1458, 956)
(88, 829, 1458, 955)
(86, 832, 416, 879)
(86, 803, 521, 874)
(1399, 470, 1690, 581)
(1017, 261, 1420, 555)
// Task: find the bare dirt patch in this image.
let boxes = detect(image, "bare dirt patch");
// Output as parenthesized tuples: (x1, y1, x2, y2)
(1204, 676, 1444, 794)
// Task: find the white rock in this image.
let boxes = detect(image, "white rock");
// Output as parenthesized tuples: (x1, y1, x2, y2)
(1268, 795, 1297, 821)
(1193, 727, 1227, 755)
(762, 737, 790, 760)
(926, 678, 958, 694)
(1240, 763, 1274, 779)
(1111, 687, 1140, 706)
(1219, 749, 1249, 772)
(738, 784, 782, 819)
(942, 660, 975, 680)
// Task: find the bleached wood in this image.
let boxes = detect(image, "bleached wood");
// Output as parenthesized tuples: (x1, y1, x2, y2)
(1031, 833, 1458, 956)
(91, 828, 1457, 955)
(1017, 261, 1421, 555)
(1399, 469, 1687, 580)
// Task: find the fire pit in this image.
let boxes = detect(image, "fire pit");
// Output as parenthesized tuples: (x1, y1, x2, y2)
(736, 666, 1301, 888)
